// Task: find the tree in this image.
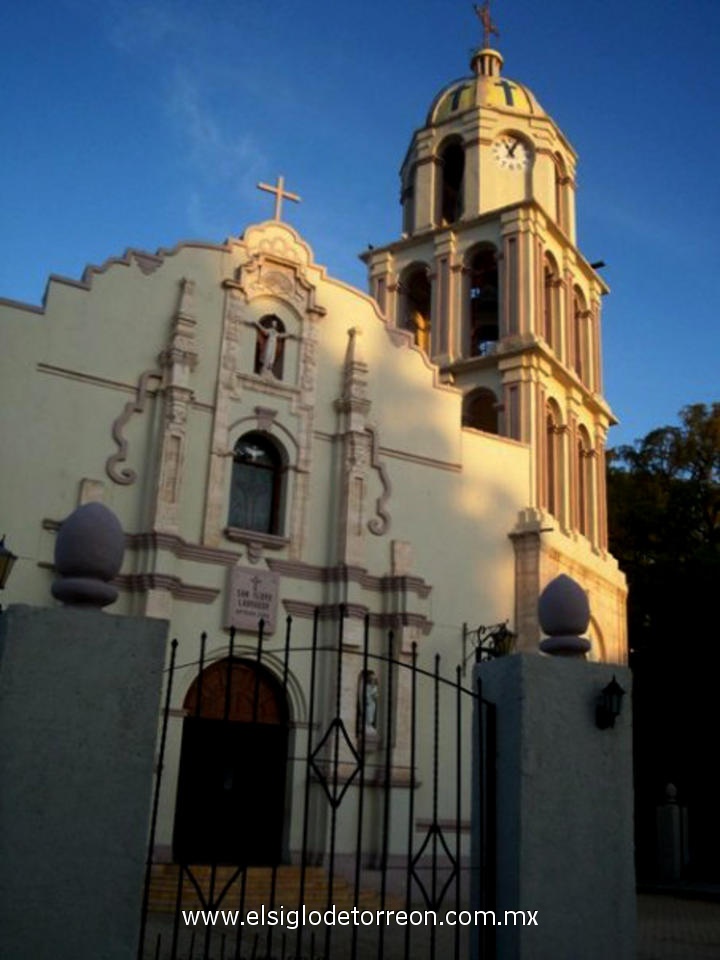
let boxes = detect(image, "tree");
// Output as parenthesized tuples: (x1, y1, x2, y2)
(607, 402, 720, 881)
(608, 402, 720, 648)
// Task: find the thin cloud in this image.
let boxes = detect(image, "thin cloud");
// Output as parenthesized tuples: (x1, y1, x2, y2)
(167, 68, 265, 183)
(589, 200, 673, 247)
(104, 0, 193, 54)
(165, 68, 268, 230)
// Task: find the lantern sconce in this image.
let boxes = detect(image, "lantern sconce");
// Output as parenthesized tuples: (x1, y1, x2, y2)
(0, 535, 17, 591)
(461, 621, 516, 674)
(595, 675, 625, 730)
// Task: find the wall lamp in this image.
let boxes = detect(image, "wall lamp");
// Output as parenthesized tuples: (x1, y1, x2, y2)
(596, 676, 625, 729)
(0, 535, 17, 590)
(462, 621, 516, 673)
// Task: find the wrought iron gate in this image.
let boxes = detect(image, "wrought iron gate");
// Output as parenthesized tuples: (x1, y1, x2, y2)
(138, 608, 496, 960)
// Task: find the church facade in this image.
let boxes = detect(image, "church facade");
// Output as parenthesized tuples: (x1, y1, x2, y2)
(1, 30, 626, 864)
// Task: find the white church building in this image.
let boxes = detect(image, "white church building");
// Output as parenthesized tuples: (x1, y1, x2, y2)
(0, 23, 627, 875)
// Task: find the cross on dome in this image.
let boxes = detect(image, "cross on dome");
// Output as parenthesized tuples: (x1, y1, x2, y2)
(474, 1, 499, 48)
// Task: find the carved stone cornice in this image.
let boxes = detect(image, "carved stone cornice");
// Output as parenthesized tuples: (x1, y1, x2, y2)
(36, 559, 220, 604)
(267, 558, 432, 599)
(42, 520, 241, 566)
(224, 528, 290, 564)
(281, 599, 433, 636)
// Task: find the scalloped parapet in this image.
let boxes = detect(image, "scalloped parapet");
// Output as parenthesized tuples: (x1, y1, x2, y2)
(242, 220, 314, 268)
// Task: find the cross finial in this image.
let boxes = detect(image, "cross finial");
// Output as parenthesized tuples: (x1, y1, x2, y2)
(257, 175, 301, 222)
(474, 2, 499, 48)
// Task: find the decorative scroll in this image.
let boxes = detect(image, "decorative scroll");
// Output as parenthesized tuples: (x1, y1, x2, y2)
(366, 426, 391, 536)
(106, 369, 162, 485)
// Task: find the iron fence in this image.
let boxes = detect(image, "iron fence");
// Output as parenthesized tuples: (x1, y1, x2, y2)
(138, 607, 496, 960)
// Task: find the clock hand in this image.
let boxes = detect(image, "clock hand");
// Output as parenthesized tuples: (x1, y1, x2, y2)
(507, 139, 519, 157)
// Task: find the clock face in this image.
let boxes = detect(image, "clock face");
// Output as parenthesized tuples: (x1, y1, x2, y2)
(492, 135, 533, 171)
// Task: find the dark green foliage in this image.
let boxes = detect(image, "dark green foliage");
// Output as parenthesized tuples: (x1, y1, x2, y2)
(608, 403, 720, 880)
(608, 403, 720, 648)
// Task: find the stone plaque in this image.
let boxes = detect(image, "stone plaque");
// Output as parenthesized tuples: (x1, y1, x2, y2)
(226, 567, 280, 635)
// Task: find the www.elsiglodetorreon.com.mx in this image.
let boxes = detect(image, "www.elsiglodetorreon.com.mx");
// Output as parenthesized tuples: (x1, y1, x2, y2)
(183, 905, 539, 929)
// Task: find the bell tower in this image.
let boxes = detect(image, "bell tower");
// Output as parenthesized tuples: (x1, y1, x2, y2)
(362, 7, 627, 657)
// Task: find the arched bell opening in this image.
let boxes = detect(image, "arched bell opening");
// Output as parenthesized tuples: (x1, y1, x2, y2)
(577, 424, 594, 540)
(462, 387, 499, 434)
(467, 245, 499, 357)
(554, 152, 569, 233)
(437, 138, 465, 226)
(399, 264, 432, 354)
(544, 399, 564, 522)
(542, 252, 561, 352)
(572, 286, 589, 383)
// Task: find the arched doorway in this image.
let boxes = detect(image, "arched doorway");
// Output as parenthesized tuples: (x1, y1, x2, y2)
(173, 658, 290, 866)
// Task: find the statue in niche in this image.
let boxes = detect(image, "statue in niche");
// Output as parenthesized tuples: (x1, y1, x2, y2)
(357, 669, 379, 737)
(254, 315, 288, 379)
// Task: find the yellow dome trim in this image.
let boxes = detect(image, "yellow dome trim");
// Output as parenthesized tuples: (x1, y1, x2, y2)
(430, 76, 542, 125)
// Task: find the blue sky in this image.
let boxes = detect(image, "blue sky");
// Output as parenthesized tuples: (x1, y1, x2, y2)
(2, 0, 718, 448)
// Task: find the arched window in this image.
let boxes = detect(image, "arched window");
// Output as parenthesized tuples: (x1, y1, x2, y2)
(542, 253, 560, 351)
(577, 426, 593, 538)
(254, 315, 287, 379)
(401, 266, 432, 354)
(572, 287, 588, 381)
(545, 402, 563, 519)
(438, 140, 465, 225)
(228, 432, 284, 535)
(462, 387, 499, 433)
(468, 247, 499, 356)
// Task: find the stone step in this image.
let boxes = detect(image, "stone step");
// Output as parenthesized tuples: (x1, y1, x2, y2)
(147, 865, 401, 914)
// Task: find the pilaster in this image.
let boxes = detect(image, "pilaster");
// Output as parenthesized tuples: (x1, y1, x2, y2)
(432, 231, 457, 363)
(152, 278, 199, 535)
(334, 329, 372, 567)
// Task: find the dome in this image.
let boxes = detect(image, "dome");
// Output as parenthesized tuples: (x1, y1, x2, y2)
(426, 48, 545, 125)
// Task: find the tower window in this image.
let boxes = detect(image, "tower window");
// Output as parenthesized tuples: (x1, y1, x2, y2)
(543, 253, 560, 352)
(469, 247, 499, 356)
(401, 266, 432, 354)
(401, 176, 415, 236)
(577, 426, 593, 538)
(228, 432, 284, 535)
(554, 153, 568, 233)
(439, 140, 465, 225)
(545, 402, 563, 519)
(462, 387, 499, 433)
(572, 287, 588, 382)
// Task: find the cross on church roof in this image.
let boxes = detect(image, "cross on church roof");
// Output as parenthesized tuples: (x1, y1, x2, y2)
(474, 1, 499, 48)
(257, 175, 301, 222)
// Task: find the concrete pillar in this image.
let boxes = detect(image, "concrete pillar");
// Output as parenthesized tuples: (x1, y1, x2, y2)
(472, 574, 635, 960)
(0, 605, 167, 960)
(474, 654, 634, 959)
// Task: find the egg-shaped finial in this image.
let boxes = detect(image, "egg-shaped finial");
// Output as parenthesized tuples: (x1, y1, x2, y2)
(51, 502, 124, 607)
(538, 574, 591, 657)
